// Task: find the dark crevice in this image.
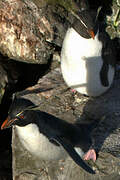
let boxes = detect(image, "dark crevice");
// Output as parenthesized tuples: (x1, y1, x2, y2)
(0, 53, 52, 179)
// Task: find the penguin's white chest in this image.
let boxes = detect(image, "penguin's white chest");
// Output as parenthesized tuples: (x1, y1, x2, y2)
(61, 28, 114, 97)
(15, 124, 67, 160)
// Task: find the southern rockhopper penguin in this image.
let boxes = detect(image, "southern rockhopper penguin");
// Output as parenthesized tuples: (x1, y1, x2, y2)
(1, 97, 96, 174)
(61, 8, 116, 97)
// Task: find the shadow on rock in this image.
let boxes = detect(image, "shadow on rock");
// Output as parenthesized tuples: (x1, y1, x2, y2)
(76, 76, 120, 157)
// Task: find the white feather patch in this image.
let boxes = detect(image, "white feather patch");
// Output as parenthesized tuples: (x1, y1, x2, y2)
(15, 124, 67, 160)
(61, 28, 115, 97)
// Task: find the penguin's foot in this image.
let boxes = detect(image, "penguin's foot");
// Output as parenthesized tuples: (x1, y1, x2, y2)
(83, 149, 96, 162)
(71, 89, 77, 93)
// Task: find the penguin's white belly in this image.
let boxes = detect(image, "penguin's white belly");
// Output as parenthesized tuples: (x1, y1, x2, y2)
(61, 28, 115, 97)
(15, 124, 67, 161)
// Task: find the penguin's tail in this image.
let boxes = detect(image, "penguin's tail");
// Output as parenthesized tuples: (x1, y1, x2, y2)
(75, 119, 100, 134)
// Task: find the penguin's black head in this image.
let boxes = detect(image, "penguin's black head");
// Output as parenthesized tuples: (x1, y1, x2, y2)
(72, 7, 101, 39)
(1, 98, 38, 129)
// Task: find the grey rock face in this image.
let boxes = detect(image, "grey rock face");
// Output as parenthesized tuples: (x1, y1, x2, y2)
(0, 0, 67, 64)
(12, 68, 120, 180)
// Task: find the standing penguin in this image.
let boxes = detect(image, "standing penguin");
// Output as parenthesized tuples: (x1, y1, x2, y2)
(61, 8, 116, 97)
(1, 97, 95, 174)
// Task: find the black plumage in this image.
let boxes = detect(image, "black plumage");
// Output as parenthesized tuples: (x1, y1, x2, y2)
(1, 97, 95, 174)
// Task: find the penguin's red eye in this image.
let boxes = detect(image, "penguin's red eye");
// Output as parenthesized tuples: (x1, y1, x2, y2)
(19, 115, 24, 119)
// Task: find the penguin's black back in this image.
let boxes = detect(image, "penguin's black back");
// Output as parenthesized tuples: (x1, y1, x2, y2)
(32, 110, 92, 151)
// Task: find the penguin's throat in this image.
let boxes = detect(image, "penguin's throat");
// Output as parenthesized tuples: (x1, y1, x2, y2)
(62, 28, 102, 62)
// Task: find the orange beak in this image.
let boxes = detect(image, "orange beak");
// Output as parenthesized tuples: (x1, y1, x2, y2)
(1, 117, 17, 130)
(88, 30, 95, 39)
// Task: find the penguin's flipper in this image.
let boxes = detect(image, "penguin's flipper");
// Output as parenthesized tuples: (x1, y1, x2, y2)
(50, 136, 95, 174)
(100, 62, 109, 87)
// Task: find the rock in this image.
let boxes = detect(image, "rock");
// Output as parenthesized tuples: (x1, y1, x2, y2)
(0, 64, 7, 102)
(106, 0, 120, 39)
(0, 0, 69, 64)
(0, 149, 12, 180)
(12, 67, 120, 179)
(0, 1, 119, 179)
(0, 0, 88, 64)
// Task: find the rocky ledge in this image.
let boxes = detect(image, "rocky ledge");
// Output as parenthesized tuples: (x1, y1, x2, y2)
(11, 67, 120, 180)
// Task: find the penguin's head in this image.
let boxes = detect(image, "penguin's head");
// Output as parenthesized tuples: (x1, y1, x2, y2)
(72, 7, 102, 39)
(1, 98, 38, 129)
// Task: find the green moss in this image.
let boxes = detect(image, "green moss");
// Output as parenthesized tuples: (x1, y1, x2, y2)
(113, 9, 120, 28)
(0, 88, 4, 104)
